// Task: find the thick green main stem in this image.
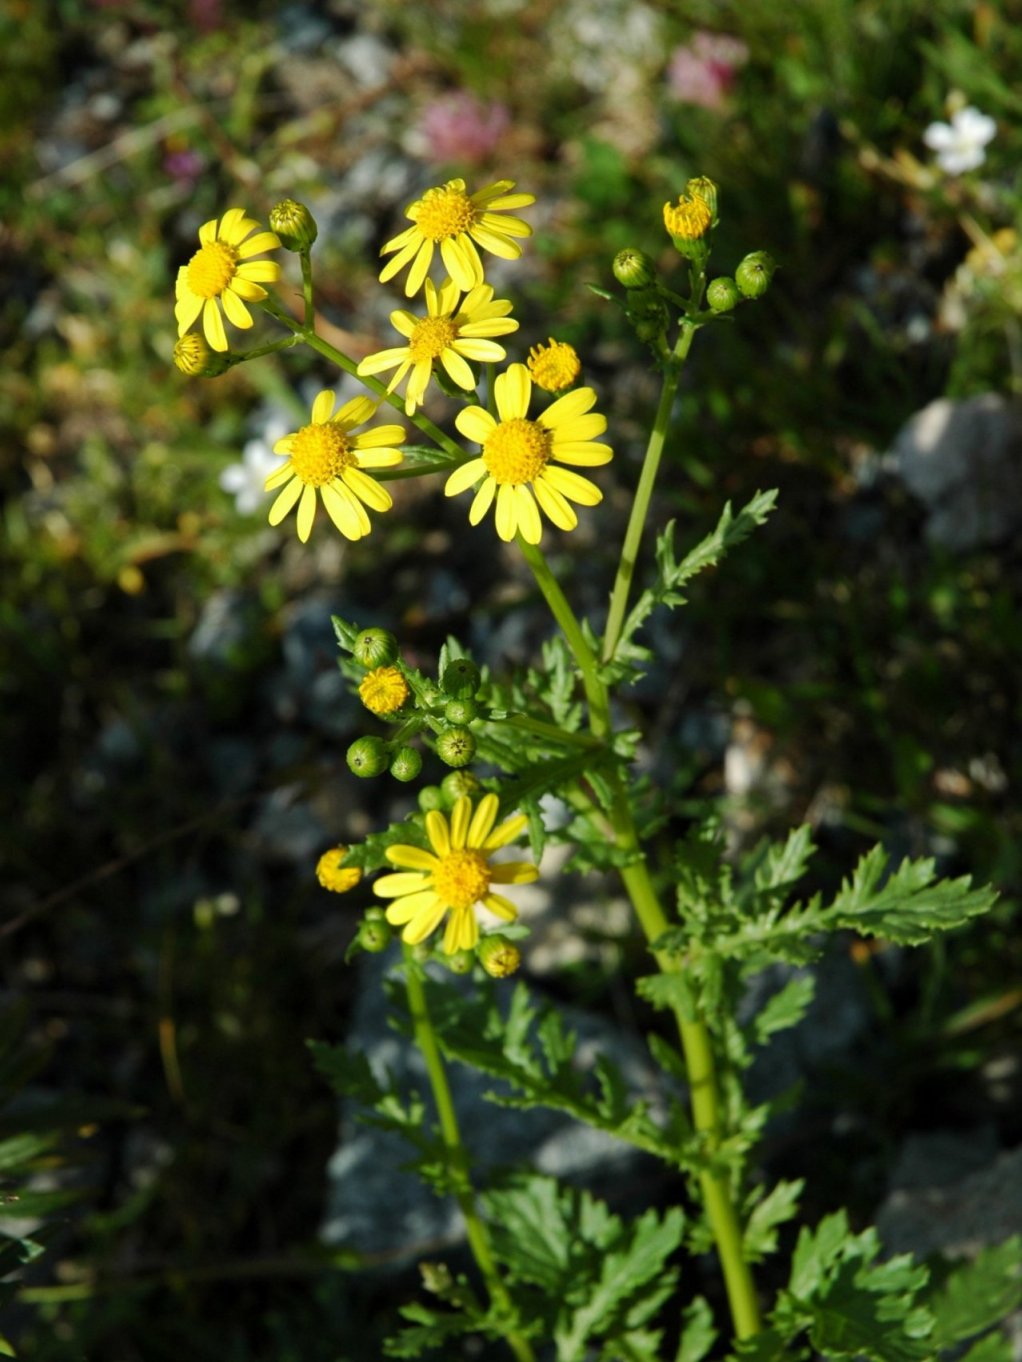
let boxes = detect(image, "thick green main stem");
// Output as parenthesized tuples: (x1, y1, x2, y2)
(614, 846, 762, 1340)
(403, 958, 536, 1362)
(521, 536, 762, 1341)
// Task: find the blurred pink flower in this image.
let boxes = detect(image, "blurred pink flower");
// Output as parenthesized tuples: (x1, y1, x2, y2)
(164, 147, 205, 185)
(411, 92, 511, 166)
(667, 31, 749, 110)
(189, 0, 224, 31)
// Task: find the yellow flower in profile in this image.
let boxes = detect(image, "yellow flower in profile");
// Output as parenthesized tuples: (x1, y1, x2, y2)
(527, 338, 581, 393)
(374, 794, 537, 954)
(663, 190, 712, 241)
(444, 363, 612, 545)
(264, 390, 405, 543)
(175, 208, 281, 352)
(316, 847, 362, 894)
(359, 665, 409, 716)
(357, 277, 517, 414)
(379, 178, 535, 298)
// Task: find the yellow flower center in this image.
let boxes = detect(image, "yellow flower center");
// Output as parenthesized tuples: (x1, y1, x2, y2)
(289, 422, 355, 487)
(663, 194, 712, 241)
(412, 185, 477, 242)
(482, 418, 551, 485)
(408, 315, 459, 363)
(432, 849, 491, 910)
(358, 665, 409, 716)
(527, 339, 581, 393)
(186, 240, 239, 298)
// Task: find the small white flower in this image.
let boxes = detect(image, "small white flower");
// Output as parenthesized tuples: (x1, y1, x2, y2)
(923, 106, 996, 175)
(219, 418, 290, 515)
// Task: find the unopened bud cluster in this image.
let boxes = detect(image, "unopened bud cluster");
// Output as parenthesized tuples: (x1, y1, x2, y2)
(341, 628, 485, 782)
(609, 178, 776, 345)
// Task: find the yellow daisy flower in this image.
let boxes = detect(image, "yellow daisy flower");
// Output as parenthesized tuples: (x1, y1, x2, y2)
(444, 363, 612, 545)
(175, 208, 281, 352)
(357, 276, 517, 414)
(379, 178, 535, 298)
(374, 793, 538, 954)
(264, 390, 405, 543)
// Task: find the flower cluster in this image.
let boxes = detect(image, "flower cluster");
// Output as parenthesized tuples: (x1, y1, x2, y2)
(169, 174, 684, 554)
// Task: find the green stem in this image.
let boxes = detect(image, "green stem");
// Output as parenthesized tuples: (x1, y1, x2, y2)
(299, 248, 314, 324)
(601, 322, 697, 664)
(229, 335, 301, 364)
(259, 295, 463, 463)
(515, 537, 611, 738)
(403, 956, 536, 1362)
(497, 713, 604, 750)
(614, 841, 762, 1340)
(519, 538, 762, 1341)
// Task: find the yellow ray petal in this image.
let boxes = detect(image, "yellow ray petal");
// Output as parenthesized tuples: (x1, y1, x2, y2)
(373, 872, 431, 898)
(469, 477, 497, 525)
(494, 363, 531, 422)
(296, 484, 317, 542)
(445, 458, 487, 497)
(268, 476, 302, 525)
(467, 794, 499, 847)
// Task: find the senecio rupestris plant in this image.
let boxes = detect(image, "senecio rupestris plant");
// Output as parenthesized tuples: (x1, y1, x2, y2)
(172, 180, 1018, 1361)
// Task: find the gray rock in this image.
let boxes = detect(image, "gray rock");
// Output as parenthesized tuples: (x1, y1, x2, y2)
(886, 394, 1022, 551)
(877, 1138, 1022, 1259)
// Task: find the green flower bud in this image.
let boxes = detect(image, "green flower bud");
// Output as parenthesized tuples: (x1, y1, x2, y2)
(686, 176, 719, 225)
(444, 697, 478, 725)
(612, 248, 657, 290)
(440, 658, 481, 697)
(390, 746, 423, 783)
(626, 287, 669, 341)
(706, 277, 741, 313)
(173, 333, 231, 378)
(440, 770, 481, 805)
(269, 198, 318, 252)
(346, 735, 389, 778)
(735, 251, 776, 299)
(436, 726, 476, 768)
(357, 916, 392, 953)
(417, 784, 444, 812)
(353, 627, 399, 668)
(478, 935, 521, 978)
(443, 948, 475, 975)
